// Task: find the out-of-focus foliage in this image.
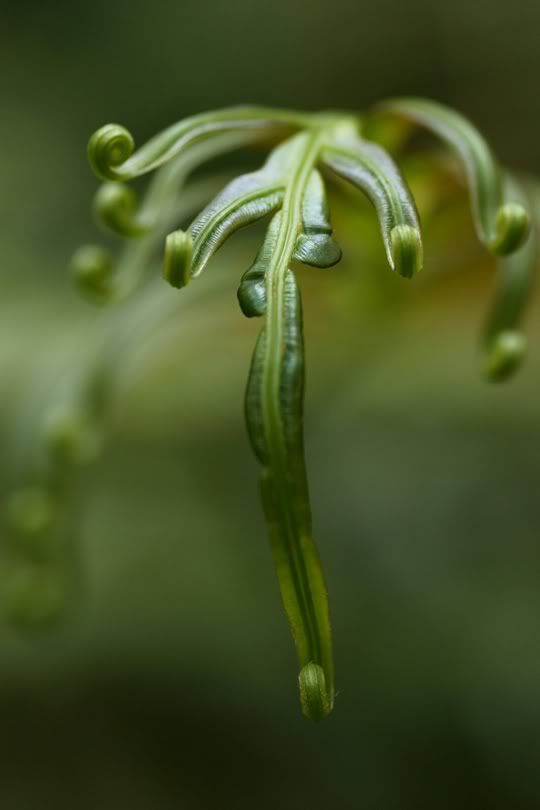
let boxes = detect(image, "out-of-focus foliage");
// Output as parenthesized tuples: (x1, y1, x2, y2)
(1, 0, 540, 807)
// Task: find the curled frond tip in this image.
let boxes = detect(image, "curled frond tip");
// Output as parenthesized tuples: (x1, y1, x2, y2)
(163, 230, 193, 289)
(484, 330, 527, 382)
(93, 181, 148, 238)
(298, 662, 333, 722)
(491, 203, 531, 256)
(390, 224, 423, 279)
(71, 245, 113, 303)
(88, 123, 135, 181)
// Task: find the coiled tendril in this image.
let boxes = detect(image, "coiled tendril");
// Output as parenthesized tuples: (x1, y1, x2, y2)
(88, 124, 135, 182)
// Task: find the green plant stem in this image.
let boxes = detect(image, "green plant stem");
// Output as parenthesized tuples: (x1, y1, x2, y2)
(260, 130, 334, 718)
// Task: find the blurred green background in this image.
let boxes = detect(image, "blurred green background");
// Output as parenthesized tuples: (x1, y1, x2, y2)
(1, 0, 540, 807)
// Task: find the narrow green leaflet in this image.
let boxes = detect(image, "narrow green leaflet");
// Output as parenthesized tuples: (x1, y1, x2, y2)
(370, 98, 530, 256)
(237, 213, 282, 318)
(163, 180, 282, 289)
(88, 105, 310, 182)
(293, 169, 342, 268)
(321, 126, 423, 279)
(164, 136, 310, 289)
(482, 178, 538, 381)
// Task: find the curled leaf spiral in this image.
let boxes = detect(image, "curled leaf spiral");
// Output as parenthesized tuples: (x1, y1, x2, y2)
(88, 124, 135, 181)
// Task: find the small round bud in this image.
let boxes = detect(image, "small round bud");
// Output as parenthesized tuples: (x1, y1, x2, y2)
(491, 204, 530, 256)
(93, 182, 147, 238)
(484, 330, 527, 382)
(71, 244, 113, 303)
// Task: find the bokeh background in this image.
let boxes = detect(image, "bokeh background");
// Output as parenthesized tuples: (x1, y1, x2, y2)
(1, 0, 540, 807)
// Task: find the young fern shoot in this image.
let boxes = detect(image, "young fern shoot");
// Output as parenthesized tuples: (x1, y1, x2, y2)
(5, 99, 535, 722)
(82, 101, 536, 720)
(159, 121, 422, 718)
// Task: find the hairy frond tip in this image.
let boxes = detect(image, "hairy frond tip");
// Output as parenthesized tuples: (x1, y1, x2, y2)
(93, 182, 148, 238)
(484, 330, 527, 382)
(163, 230, 193, 289)
(390, 224, 423, 279)
(299, 662, 333, 721)
(71, 244, 113, 303)
(491, 203, 531, 256)
(88, 123, 135, 181)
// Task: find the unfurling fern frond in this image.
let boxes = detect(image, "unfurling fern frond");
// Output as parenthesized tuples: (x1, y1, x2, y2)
(4, 99, 537, 723)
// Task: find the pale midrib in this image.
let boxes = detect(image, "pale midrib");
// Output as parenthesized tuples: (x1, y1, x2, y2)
(192, 185, 284, 275)
(128, 122, 272, 178)
(262, 130, 326, 670)
(327, 144, 410, 234)
(118, 108, 313, 179)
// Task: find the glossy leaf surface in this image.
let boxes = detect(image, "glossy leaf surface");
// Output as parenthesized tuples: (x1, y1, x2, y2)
(322, 126, 423, 278)
(164, 136, 310, 289)
(371, 98, 530, 256)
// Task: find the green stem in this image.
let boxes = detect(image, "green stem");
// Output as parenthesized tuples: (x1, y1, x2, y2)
(261, 130, 334, 719)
